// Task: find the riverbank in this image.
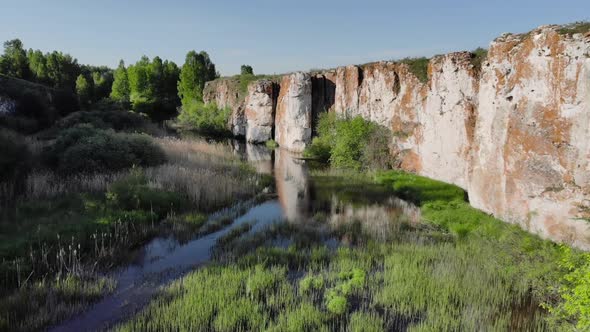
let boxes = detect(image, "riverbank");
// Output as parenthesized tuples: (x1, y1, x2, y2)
(0, 134, 269, 332)
(113, 164, 589, 331)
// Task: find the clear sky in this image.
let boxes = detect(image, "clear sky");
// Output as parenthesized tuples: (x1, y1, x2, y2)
(1, 0, 588, 76)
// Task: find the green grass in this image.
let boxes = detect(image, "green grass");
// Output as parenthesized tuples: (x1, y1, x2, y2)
(117, 170, 590, 330)
(265, 139, 278, 149)
(375, 170, 465, 205)
(399, 57, 430, 83)
(0, 275, 115, 332)
(557, 21, 590, 36)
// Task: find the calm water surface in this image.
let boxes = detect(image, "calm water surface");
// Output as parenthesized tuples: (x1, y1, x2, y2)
(51, 140, 415, 332)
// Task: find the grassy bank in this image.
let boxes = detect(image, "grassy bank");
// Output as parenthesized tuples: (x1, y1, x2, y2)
(0, 128, 269, 331)
(116, 170, 588, 331)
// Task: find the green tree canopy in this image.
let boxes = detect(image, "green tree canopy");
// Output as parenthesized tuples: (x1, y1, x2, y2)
(0, 39, 31, 79)
(75, 74, 93, 106)
(240, 65, 253, 76)
(177, 50, 218, 106)
(110, 60, 130, 102)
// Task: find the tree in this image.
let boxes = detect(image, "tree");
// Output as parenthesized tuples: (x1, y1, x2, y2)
(110, 60, 130, 102)
(177, 50, 217, 106)
(128, 56, 152, 102)
(27, 49, 49, 84)
(240, 65, 253, 75)
(162, 60, 180, 101)
(46, 51, 80, 90)
(75, 74, 92, 106)
(0, 39, 30, 79)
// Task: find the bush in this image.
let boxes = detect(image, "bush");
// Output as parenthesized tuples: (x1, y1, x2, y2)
(558, 21, 590, 36)
(177, 101, 231, 136)
(57, 110, 156, 134)
(106, 169, 186, 218)
(399, 57, 430, 83)
(470, 48, 488, 74)
(0, 130, 30, 182)
(304, 113, 393, 170)
(44, 125, 166, 174)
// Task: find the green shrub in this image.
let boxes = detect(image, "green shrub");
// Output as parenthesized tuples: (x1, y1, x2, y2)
(470, 48, 488, 73)
(57, 110, 155, 134)
(265, 139, 279, 149)
(0, 130, 30, 182)
(106, 169, 186, 218)
(558, 21, 590, 36)
(399, 57, 430, 83)
(45, 125, 166, 174)
(545, 247, 590, 330)
(325, 290, 347, 315)
(305, 113, 392, 170)
(299, 274, 324, 293)
(177, 101, 231, 136)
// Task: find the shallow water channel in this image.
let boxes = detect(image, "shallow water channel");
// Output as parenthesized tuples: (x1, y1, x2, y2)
(51, 141, 418, 332)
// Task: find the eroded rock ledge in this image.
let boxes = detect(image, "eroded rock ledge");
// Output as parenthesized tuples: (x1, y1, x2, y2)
(203, 24, 590, 249)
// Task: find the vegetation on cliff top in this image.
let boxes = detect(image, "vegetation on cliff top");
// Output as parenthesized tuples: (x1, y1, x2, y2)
(557, 21, 590, 36)
(399, 57, 430, 83)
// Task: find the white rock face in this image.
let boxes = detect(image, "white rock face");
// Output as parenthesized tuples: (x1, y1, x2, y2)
(245, 80, 276, 143)
(468, 27, 590, 249)
(418, 53, 478, 189)
(201, 24, 590, 249)
(275, 72, 312, 152)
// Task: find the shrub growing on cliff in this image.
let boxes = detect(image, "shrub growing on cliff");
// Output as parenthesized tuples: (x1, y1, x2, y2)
(177, 101, 231, 136)
(558, 21, 590, 36)
(399, 57, 430, 83)
(470, 48, 488, 74)
(44, 125, 166, 174)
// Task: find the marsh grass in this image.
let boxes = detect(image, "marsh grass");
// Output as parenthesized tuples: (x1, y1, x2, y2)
(0, 134, 269, 331)
(118, 170, 587, 331)
(0, 274, 115, 332)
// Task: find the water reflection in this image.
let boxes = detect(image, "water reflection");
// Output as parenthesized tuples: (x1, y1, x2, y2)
(51, 139, 417, 332)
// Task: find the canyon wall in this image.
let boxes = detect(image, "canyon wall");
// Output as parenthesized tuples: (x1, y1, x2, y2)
(469, 27, 590, 247)
(202, 24, 590, 248)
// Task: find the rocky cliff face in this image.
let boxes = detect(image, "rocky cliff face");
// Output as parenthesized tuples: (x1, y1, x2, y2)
(203, 78, 245, 136)
(201, 24, 590, 248)
(244, 80, 278, 143)
(274, 72, 313, 152)
(469, 27, 590, 248)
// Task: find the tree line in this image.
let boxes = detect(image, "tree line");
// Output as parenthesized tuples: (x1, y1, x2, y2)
(0, 39, 221, 121)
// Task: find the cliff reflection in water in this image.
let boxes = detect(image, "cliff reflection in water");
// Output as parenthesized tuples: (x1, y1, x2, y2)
(235, 141, 421, 231)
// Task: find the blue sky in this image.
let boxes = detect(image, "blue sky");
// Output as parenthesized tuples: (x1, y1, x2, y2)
(0, 0, 588, 76)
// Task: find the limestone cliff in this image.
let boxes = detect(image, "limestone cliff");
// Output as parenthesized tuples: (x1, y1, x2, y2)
(469, 26, 590, 248)
(244, 79, 278, 143)
(203, 78, 245, 136)
(201, 23, 590, 248)
(274, 72, 313, 152)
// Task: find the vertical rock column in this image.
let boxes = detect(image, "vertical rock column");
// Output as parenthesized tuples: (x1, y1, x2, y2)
(244, 79, 278, 143)
(275, 72, 312, 152)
